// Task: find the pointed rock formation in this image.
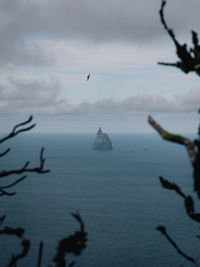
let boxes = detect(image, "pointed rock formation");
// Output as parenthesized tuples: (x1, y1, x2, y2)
(92, 127, 113, 151)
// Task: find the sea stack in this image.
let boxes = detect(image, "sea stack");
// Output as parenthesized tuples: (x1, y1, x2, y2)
(92, 127, 113, 151)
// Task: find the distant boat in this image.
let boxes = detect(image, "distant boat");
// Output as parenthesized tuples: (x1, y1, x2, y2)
(92, 127, 113, 151)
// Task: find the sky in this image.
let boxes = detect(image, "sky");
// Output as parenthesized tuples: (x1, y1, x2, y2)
(1, 0, 200, 134)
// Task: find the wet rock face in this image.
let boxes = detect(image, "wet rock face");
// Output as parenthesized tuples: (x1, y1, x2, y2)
(92, 127, 113, 151)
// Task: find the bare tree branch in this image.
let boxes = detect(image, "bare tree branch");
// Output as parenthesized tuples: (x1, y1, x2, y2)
(0, 226, 30, 265)
(0, 116, 51, 267)
(159, 177, 200, 222)
(149, 115, 200, 197)
(0, 176, 27, 190)
(148, 116, 196, 164)
(184, 196, 200, 222)
(158, 62, 179, 68)
(193, 139, 200, 198)
(0, 227, 24, 238)
(0, 148, 49, 179)
(159, 0, 178, 45)
(157, 226, 196, 264)
(0, 189, 16, 197)
(37, 241, 43, 267)
(153, 1, 200, 266)
(53, 211, 87, 267)
(71, 210, 85, 232)
(0, 148, 11, 158)
(0, 176, 27, 198)
(159, 176, 186, 198)
(7, 239, 30, 267)
(158, 0, 200, 76)
(0, 116, 36, 145)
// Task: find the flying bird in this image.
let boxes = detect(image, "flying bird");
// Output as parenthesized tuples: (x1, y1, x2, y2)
(87, 73, 90, 81)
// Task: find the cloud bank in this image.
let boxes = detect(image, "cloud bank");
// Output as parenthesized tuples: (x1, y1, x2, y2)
(0, 78, 199, 117)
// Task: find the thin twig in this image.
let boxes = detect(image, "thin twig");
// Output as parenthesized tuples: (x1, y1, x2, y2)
(157, 226, 196, 264)
(0, 227, 24, 238)
(0, 116, 36, 145)
(0, 148, 50, 179)
(159, 0, 178, 45)
(12, 116, 33, 133)
(0, 176, 27, 189)
(0, 148, 11, 158)
(53, 212, 87, 267)
(7, 239, 30, 267)
(0, 189, 16, 197)
(37, 241, 43, 267)
(158, 62, 179, 67)
(71, 210, 85, 232)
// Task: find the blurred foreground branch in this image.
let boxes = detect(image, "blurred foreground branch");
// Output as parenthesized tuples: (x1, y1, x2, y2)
(148, 115, 196, 164)
(158, 0, 200, 76)
(157, 226, 196, 264)
(53, 211, 87, 267)
(0, 116, 87, 266)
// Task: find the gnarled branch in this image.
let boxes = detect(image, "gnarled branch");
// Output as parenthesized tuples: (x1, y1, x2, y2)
(159, 176, 186, 198)
(53, 211, 87, 267)
(158, 0, 200, 76)
(148, 116, 196, 164)
(159, 176, 200, 223)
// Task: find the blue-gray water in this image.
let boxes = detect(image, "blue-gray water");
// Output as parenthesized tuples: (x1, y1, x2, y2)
(0, 133, 199, 266)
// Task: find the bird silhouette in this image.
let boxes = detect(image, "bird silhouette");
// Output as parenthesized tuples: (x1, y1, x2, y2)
(87, 73, 90, 81)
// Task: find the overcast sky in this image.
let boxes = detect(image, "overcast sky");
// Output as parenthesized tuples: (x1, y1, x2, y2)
(1, 0, 200, 133)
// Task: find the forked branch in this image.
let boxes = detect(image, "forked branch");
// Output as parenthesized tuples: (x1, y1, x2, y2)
(159, 0, 200, 76)
(53, 211, 87, 267)
(0, 147, 50, 179)
(0, 116, 36, 145)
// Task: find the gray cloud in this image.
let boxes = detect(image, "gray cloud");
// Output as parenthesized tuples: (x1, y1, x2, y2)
(0, 0, 52, 66)
(0, 0, 199, 67)
(0, 78, 199, 117)
(0, 77, 68, 115)
(73, 92, 200, 115)
(40, 0, 200, 41)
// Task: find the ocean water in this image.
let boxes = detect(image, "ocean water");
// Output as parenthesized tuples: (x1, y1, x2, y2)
(0, 133, 199, 267)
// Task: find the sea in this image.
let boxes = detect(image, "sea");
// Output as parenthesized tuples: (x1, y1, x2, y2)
(0, 133, 199, 267)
